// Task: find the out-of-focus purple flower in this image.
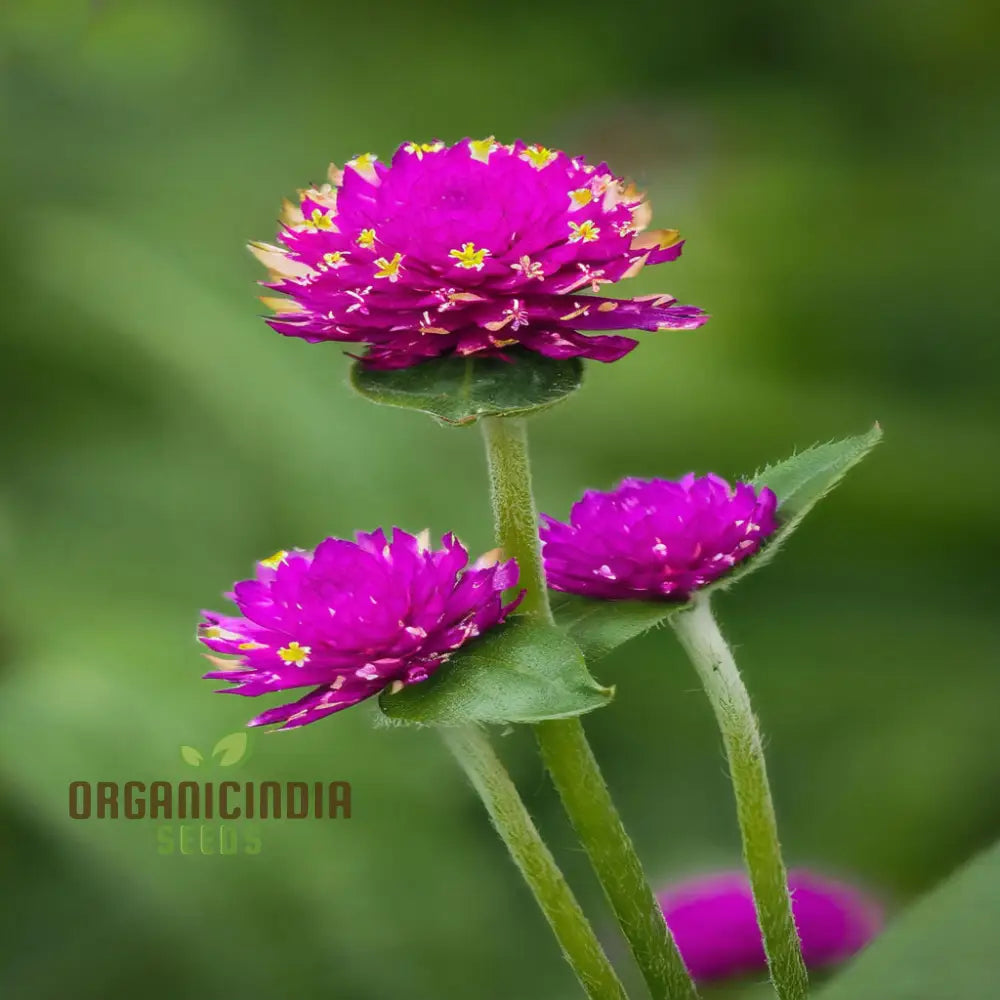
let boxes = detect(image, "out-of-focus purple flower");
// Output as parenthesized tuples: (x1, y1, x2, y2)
(658, 870, 884, 982)
(198, 529, 521, 729)
(252, 138, 707, 369)
(541, 475, 778, 601)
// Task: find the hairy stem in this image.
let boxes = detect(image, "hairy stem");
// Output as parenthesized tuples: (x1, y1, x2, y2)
(480, 416, 553, 620)
(443, 725, 629, 1000)
(480, 415, 700, 1000)
(671, 594, 809, 1000)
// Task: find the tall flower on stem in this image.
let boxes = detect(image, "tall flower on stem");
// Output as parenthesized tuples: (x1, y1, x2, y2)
(542, 474, 809, 1000)
(198, 528, 632, 999)
(207, 125, 884, 1000)
(251, 138, 707, 369)
(222, 136, 717, 1000)
(482, 418, 701, 1000)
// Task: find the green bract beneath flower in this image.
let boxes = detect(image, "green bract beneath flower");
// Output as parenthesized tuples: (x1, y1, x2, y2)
(350, 349, 584, 425)
(378, 618, 612, 725)
(552, 424, 883, 661)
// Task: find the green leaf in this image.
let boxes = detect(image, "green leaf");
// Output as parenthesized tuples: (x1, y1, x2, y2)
(378, 618, 612, 725)
(819, 840, 1000, 1000)
(350, 350, 583, 426)
(551, 425, 882, 660)
(551, 593, 684, 663)
(756, 422, 883, 520)
(179, 745, 203, 767)
(716, 422, 883, 590)
(212, 732, 248, 766)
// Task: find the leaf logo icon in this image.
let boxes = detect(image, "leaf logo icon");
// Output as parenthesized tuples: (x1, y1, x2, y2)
(212, 732, 249, 766)
(180, 746, 204, 767)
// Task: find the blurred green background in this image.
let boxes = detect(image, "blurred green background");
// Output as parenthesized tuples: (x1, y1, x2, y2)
(2, 1, 998, 997)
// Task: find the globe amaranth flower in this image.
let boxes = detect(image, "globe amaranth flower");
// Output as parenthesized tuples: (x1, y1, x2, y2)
(541, 474, 778, 601)
(658, 870, 884, 982)
(198, 529, 521, 729)
(251, 138, 707, 369)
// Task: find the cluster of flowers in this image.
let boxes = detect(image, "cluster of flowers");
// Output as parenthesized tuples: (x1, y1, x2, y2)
(203, 137, 771, 728)
(199, 474, 777, 728)
(199, 138, 879, 978)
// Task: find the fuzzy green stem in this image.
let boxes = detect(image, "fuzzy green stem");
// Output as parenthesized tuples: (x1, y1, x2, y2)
(480, 415, 700, 1000)
(443, 725, 629, 1000)
(534, 717, 700, 1000)
(480, 416, 553, 621)
(671, 594, 809, 1000)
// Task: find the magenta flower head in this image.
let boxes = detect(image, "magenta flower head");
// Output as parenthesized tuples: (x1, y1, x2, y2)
(658, 870, 884, 981)
(198, 529, 522, 729)
(541, 474, 778, 601)
(251, 138, 707, 369)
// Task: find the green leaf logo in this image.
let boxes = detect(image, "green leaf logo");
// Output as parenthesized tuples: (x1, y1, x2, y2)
(180, 745, 204, 767)
(212, 732, 248, 766)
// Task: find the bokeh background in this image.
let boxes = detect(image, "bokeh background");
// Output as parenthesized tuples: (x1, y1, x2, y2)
(2, 1, 998, 998)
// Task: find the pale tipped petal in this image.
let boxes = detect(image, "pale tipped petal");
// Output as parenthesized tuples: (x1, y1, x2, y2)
(472, 546, 504, 569)
(279, 197, 303, 226)
(258, 296, 305, 314)
(248, 241, 316, 279)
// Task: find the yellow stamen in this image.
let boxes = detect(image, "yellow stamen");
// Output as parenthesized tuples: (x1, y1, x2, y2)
(403, 141, 445, 158)
(569, 220, 600, 243)
(347, 152, 378, 174)
(520, 145, 556, 169)
(277, 642, 311, 668)
(373, 252, 404, 281)
(305, 208, 334, 231)
(357, 228, 376, 249)
(260, 550, 288, 569)
(469, 137, 498, 162)
(322, 251, 348, 269)
(448, 242, 490, 270)
(569, 188, 593, 208)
